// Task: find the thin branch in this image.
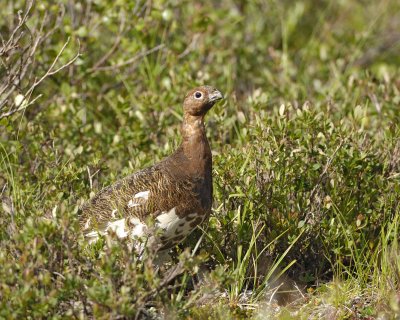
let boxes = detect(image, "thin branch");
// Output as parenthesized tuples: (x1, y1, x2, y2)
(88, 11, 126, 72)
(0, 37, 80, 119)
(31, 37, 80, 88)
(0, 94, 42, 120)
(1, 0, 34, 52)
(178, 33, 200, 59)
(88, 43, 164, 73)
(309, 139, 346, 202)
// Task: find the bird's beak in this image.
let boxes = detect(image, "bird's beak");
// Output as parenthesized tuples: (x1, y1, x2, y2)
(209, 89, 224, 102)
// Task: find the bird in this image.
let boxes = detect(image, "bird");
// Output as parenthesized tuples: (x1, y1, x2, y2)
(80, 85, 223, 253)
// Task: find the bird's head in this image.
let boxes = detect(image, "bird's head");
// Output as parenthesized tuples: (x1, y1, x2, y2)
(183, 86, 223, 117)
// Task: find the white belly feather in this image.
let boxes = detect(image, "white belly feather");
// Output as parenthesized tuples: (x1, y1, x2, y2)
(84, 190, 196, 246)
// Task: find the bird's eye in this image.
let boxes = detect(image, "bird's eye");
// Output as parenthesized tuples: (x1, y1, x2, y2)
(194, 91, 203, 99)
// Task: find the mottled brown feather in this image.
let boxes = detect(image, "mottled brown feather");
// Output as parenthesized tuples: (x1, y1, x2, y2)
(80, 86, 223, 248)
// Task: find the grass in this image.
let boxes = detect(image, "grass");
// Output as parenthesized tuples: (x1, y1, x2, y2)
(1, 0, 400, 318)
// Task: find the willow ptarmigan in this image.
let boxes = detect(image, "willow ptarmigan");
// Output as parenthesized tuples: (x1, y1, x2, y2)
(80, 86, 223, 251)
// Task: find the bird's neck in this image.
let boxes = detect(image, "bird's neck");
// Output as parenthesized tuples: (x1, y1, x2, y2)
(180, 114, 212, 175)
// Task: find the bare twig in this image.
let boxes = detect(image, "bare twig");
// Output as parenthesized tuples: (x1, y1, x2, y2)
(86, 166, 100, 190)
(0, 94, 42, 119)
(353, 32, 400, 67)
(178, 33, 201, 59)
(88, 43, 164, 73)
(309, 139, 346, 202)
(0, 0, 34, 53)
(0, 1, 80, 120)
(0, 37, 80, 120)
(88, 11, 126, 72)
(28, 37, 80, 88)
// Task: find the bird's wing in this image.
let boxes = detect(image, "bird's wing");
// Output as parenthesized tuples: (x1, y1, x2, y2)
(80, 165, 198, 234)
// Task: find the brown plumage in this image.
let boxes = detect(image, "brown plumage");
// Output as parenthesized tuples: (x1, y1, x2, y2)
(80, 86, 223, 251)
